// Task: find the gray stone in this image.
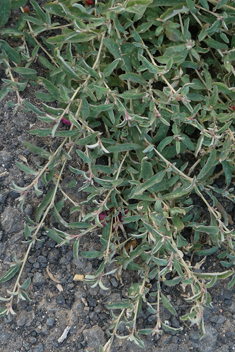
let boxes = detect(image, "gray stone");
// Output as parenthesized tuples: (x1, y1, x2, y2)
(223, 290, 234, 300)
(33, 343, 44, 352)
(33, 272, 46, 286)
(48, 249, 60, 264)
(10, 231, 23, 244)
(1, 207, 23, 234)
(83, 326, 105, 350)
(72, 299, 84, 314)
(159, 344, 179, 352)
(29, 337, 37, 344)
(161, 334, 172, 346)
(46, 318, 55, 327)
(215, 346, 229, 352)
(189, 329, 200, 341)
(0, 191, 8, 204)
(198, 324, 218, 352)
(9, 190, 20, 199)
(17, 310, 35, 327)
(0, 151, 12, 166)
(87, 296, 97, 307)
(210, 315, 226, 324)
(25, 204, 33, 216)
(13, 114, 29, 128)
(110, 277, 119, 287)
(56, 293, 65, 305)
(0, 330, 10, 345)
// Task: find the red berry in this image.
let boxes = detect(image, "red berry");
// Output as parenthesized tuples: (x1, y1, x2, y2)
(232, 106, 235, 111)
(23, 6, 30, 12)
(86, 0, 93, 5)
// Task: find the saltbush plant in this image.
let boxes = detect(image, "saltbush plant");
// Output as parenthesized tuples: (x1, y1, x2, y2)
(1, 0, 235, 348)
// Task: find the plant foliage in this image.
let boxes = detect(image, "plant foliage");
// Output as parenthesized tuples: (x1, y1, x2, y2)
(1, 0, 235, 348)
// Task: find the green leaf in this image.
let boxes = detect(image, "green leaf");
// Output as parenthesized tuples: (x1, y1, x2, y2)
(214, 82, 233, 96)
(21, 290, 31, 301)
(11, 0, 27, 9)
(55, 49, 80, 80)
(23, 141, 51, 159)
(23, 101, 44, 115)
(13, 67, 37, 80)
(51, 32, 96, 43)
(103, 58, 122, 77)
(118, 91, 145, 99)
(161, 293, 177, 315)
(127, 0, 153, 6)
(0, 28, 23, 36)
(157, 136, 173, 152)
(81, 250, 102, 258)
(205, 275, 217, 288)
(39, 77, 61, 101)
(139, 55, 159, 74)
(22, 14, 43, 25)
(194, 270, 232, 280)
(228, 274, 235, 289)
(119, 73, 147, 85)
(31, 0, 46, 22)
(15, 161, 38, 175)
(76, 149, 91, 164)
(0, 308, 8, 317)
(107, 143, 142, 152)
(73, 239, 80, 260)
(133, 170, 166, 196)
(164, 277, 181, 287)
(222, 161, 232, 186)
(197, 149, 217, 180)
(122, 215, 142, 223)
(21, 278, 31, 290)
(204, 38, 228, 50)
(107, 302, 131, 309)
(195, 247, 218, 256)
(45, 227, 68, 245)
(0, 85, 11, 102)
(68, 222, 90, 229)
(0, 264, 21, 283)
(0, 0, 11, 28)
(159, 4, 189, 22)
(162, 323, 182, 333)
(90, 103, 114, 112)
(0, 40, 21, 64)
(36, 188, 55, 222)
(82, 60, 99, 79)
(38, 56, 56, 70)
(76, 132, 99, 146)
(190, 224, 219, 235)
(43, 2, 67, 16)
(103, 38, 120, 59)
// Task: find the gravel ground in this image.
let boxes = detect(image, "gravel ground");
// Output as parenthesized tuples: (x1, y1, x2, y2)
(1, 58, 235, 352)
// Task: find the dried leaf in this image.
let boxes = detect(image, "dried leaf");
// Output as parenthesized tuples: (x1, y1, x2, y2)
(56, 284, 63, 292)
(81, 297, 88, 306)
(18, 155, 28, 164)
(58, 326, 71, 343)
(125, 239, 138, 251)
(73, 274, 84, 281)
(46, 266, 61, 283)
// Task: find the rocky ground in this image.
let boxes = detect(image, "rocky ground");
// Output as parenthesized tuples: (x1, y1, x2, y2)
(0, 86, 235, 352)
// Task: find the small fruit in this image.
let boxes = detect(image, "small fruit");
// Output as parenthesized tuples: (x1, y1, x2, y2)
(23, 6, 30, 12)
(232, 106, 235, 111)
(86, 0, 93, 4)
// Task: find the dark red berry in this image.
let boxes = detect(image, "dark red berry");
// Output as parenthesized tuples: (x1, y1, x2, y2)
(23, 6, 30, 12)
(232, 106, 235, 111)
(86, 0, 93, 5)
